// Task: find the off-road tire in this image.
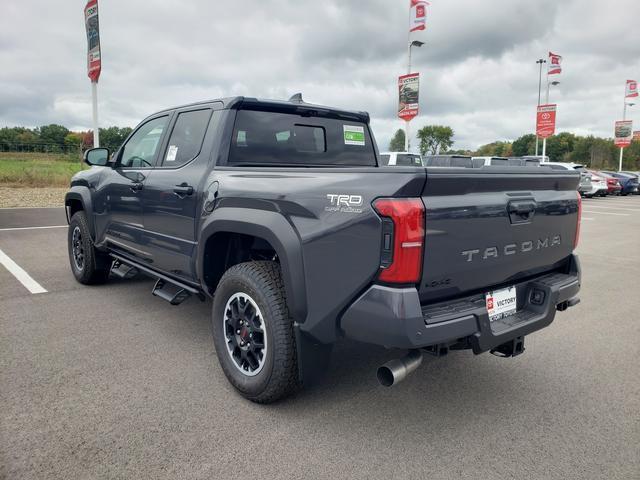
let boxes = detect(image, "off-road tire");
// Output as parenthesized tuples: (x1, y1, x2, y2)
(68, 211, 111, 285)
(211, 261, 299, 403)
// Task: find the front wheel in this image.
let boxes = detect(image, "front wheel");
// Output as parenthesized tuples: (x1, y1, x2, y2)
(68, 211, 111, 285)
(211, 261, 299, 403)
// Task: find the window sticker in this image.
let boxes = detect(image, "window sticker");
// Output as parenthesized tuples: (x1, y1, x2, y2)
(166, 145, 178, 162)
(343, 125, 365, 146)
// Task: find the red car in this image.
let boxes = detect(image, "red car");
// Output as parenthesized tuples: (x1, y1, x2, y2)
(595, 171, 622, 195)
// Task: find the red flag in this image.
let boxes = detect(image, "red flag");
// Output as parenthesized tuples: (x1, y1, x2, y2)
(409, 0, 429, 33)
(548, 52, 562, 75)
(626, 80, 638, 99)
(85, 0, 101, 82)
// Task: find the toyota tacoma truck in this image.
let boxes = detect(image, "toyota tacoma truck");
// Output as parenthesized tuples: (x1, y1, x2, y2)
(65, 95, 582, 403)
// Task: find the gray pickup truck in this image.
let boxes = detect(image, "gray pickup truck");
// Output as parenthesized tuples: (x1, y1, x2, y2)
(66, 96, 582, 403)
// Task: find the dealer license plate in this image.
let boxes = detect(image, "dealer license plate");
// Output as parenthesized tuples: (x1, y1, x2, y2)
(486, 286, 517, 322)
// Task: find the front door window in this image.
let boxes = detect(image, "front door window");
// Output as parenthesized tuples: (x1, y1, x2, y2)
(120, 116, 168, 168)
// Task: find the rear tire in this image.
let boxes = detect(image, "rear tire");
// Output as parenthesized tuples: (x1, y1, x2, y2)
(211, 261, 299, 403)
(68, 211, 111, 285)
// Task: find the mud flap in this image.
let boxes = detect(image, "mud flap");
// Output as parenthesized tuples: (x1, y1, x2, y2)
(294, 327, 333, 386)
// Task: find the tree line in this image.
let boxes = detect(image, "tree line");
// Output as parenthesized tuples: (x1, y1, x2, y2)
(0, 125, 132, 153)
(388, 127, 640, 170)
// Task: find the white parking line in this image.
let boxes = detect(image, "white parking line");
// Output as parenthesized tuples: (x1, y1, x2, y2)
(0, 248, 47, 294)
(580, 205, 640, 212)
(582, 217, 594, 221)
(582, 210, 630, 216)
(0, 206, 63, 210)
(0, 225, 67, 232)
(595, 201, 640, 207)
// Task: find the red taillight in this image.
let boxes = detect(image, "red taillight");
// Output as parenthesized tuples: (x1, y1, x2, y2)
(373, 198, 425, 284)
(574, 191, 581, 249)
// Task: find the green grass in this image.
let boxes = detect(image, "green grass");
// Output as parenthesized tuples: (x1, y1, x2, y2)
(0, 152, 86, 187)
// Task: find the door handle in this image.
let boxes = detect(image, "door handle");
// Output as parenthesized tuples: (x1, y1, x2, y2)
(130, 182, 143, 193)
(508, 200, 536, 224)
(173, 183, 194, 197)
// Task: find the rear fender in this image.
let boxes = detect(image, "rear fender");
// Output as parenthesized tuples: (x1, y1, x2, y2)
(197, 207, 307, 323)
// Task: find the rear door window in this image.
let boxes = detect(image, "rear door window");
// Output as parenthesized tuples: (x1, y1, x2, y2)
(229, 110, 376, 166)
(162, 109, 212, 167)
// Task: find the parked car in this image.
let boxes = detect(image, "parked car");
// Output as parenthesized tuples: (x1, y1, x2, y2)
(601, 171, 639, 195)
(542, 162, 592, 195)
(66, 96, 582, 403)
(595, 171, 622, 195)
(585, 170, 609, 197)
(472, 156, 509, 167)
(621, 172, 640, 194)
(507, 157, 542, 167)
(379, 152, 423, 166)
(424, 155, 473, 167)
(522, 155, 549, 163)
(472, 157, 542, 168)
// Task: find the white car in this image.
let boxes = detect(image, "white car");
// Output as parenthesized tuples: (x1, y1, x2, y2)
(585, 171, 608, 197)
(379, 152, 423, 167)
(541, 162, 592, 195)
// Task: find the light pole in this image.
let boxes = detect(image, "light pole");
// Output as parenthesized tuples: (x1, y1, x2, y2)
(541, 80, 560, 160)
(619, 101, 635, 171)
(405, 40, 424, 152)
(535, 59, 546, 156)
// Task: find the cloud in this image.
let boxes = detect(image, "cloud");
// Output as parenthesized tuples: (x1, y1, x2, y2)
(1, 0, 639, 150)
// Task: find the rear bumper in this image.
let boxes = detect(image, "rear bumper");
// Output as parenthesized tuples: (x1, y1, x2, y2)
(340, 255, 581, 353)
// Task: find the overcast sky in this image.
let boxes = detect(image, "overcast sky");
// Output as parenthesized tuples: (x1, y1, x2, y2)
(1, 0, 639, 150)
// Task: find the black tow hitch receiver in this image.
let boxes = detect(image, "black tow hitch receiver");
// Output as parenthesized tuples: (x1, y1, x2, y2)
(490, 336, 525, 358)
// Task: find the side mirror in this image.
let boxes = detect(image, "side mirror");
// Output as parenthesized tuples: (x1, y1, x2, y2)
(84, 147, 110, 166)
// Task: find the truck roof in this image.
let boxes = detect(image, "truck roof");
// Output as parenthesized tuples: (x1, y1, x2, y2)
(153, 96, 370, 124)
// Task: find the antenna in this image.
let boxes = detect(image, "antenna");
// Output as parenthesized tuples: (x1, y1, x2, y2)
(288, 93, 304, 103)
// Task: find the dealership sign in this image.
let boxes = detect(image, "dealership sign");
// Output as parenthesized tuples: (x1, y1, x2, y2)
(398, 73, 420, 121)
(536, 104, 557, 138)
(614, 120, 633, 148)
(85, 0, 101, 82)
(633, 131, 640, 141)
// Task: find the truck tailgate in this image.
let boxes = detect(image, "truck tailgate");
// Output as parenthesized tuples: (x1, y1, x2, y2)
(419, 167, 580, 303)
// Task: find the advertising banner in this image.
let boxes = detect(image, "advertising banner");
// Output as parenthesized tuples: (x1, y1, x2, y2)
(548, 52, 562, 75)
(409, 0, 429, 33)
(633, 131, 640, 141)
(85, 0, 101, 82)
(625, 79, 638, 99)
(536, 104, 557, 138)
(398, 73, 420, 121)
(614, 120, 633, 148)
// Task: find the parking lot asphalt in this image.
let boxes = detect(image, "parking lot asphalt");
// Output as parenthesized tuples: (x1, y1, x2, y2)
(1, 196, 639, 480)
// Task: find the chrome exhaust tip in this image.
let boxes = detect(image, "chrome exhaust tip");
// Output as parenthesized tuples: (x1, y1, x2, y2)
(377, 350, 423, 387)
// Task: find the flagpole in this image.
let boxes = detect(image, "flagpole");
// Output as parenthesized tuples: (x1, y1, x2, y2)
(541, 69, 550, 160)
(619, 100, 627, 172)
(535, 59, 546, 156)
(91, 80, 99, 147)
(405, 38, 411, 152)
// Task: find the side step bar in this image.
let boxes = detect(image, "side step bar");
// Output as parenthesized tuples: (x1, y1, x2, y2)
(109, 254, 205, 305)
(110, 261, 139, 279)
(152, 279, 191, 306)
